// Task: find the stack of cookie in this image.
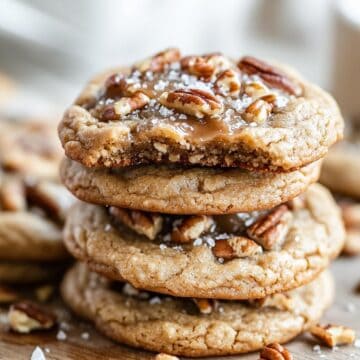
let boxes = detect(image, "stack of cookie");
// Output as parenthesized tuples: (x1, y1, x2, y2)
(0, 120, 74, 285)
(59, 49, 345, 357)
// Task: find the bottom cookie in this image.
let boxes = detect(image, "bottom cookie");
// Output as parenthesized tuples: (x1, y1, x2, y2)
(0, 261, 66, 284)
(61, 263, 333, 357)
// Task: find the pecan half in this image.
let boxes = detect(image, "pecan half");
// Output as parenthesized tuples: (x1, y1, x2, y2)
(134, 48, 181, 73)
(171, 215, 214, 244)
(212, 236, 262, 260)
(26, 180, 75, 222)
(9, 301, 57, 333)
(101, 91, 150, 121)
(109, 207, 162, 240)
(249, 293, 293, 311)
(310, 324, 355, 347)
(259, 343, 293, 360)
(238, 56, 302, 96)
(246, 205, 292, 250)
(159, 89, 223, 118)
(214, 69, 241, 97)
(192, 299, 218, 315)
(0, 176, 26, 211)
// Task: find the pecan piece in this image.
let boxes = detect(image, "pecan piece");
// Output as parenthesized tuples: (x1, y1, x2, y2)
(109, 207, 162, 240)
(246, 205, 292, 250)
(181, 53, 231, 79)
(243, 81, 269, 98)
(310, 324, 355, 347)
(26, 180, 75, 222)
(9, 301, 56, 333)
(238, 56, 302, 96)
(243, 98, 273, 124)
(249, 293, 293, 311)
(159, 89, 223, 118)
(0, 176, 26, 211)
(212, 236, 262, 260)
(134, 48, 181, 73)
(192, 299, 218, 315)
(171, 215, 214, 244)
(155, 354, 179, 360)
(259, 343, 293, 360)
(214, 69, 241, 97)
(101, 91, 150, 121)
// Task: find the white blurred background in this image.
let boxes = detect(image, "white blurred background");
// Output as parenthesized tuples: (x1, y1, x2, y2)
(0, 0, 359, 121)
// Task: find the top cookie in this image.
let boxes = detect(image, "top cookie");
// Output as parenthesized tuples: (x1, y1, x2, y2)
(59, 49, 343, 171)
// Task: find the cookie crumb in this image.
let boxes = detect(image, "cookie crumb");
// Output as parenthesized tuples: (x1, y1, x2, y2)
(31, 346, 46, 360)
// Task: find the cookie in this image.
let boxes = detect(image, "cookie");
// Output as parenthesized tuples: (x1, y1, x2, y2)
(59, 49, 343, 172)
(0, 120, 62, 179)
(0, 261, 65, 284)
(63, 184, 344, 299)
(61, 262, 333, 357)
(60, 157, 321, 214)
(320, 141, 360, 199)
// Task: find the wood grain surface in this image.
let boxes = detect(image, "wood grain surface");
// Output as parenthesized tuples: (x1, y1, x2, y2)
(0, 257, 359, 360)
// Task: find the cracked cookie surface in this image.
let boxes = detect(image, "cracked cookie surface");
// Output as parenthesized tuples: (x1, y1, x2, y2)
(59, 49, 343, 172)
(61, 263, 333, 357)
(60, 157, 321, 214)
(63, 184, 344, 299)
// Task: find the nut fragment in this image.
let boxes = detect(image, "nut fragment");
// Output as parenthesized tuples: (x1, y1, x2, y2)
(259, 343, 293, 360)
(238, 56, 302, 96)
(154, 354, 179, 360)
(243, 98, 273, 124)
(247, 205, 292, 250)
(249, 293, 293, 311)
(0, 176, 26, 211)
(159, 89, 223, 118)
(214, 69, 241, 97)
(212, 236, 262, 260)
(9, 301, 56, 333)
(134, 48, 181, 73)
(310, 324, 355, 347)
(243, 81, 269, 98)
(171, 215, 214, 244)
(0, 285, 20, 304)
(109, 207, 163, 240)
(192, 299, 218, 314)
(26, 180, 75, 222)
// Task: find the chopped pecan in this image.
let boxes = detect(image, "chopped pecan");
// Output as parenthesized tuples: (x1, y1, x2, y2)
(9, 301, 57, 333)
(243, 81, 269, 98)
(171, 215, 214, 244)
(109, 207, 162, 240)
(26, 180, 74, 222)
(154, 354, 179, 360)
(0, 176, 26, 211)
(238, 56, 302, 96)
(180, 53, 231, 79)
(0, 285, 21, 304)
(214, 69, 241, 97)
(310, 324, 355, 347)
(101, 91, 150, 121)
(212, 236, 262, 260)
(192, 299, 218, 314)
(134, 48, 181, 73)
(243, 98, 273, 124)
(249, 293, 293, 311)
(159, 89, 223, 118)
(246, 205, 292, 250)
(259, 343, 293, 360)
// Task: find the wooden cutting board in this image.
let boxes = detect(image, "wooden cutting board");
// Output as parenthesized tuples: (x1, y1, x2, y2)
(0, 257, 359, 360)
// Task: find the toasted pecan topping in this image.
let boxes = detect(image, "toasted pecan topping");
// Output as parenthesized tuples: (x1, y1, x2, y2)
(243, 98, 274, 124)
(259, 343, 293, 360)
(238, 56, 302, 96)
(135, 48, 181, 73)
(310, 324, 355, 347)
(171, 215, 214, 243)
(214, 69, 241, 97)
(9, 301, 56, 333)
(212, 236, 262, 260)
(109, 207, 163, 240)
(159, 88, 223, 118)
(249, 293, 293, 311)
(247, 205, 292, 250)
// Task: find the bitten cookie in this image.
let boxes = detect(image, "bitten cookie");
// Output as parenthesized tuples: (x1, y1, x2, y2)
(63, 184, 344, 299)
(59, 49, 343, 172)
(61, 157, 321, 214)
(61, 263, 333, 357)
